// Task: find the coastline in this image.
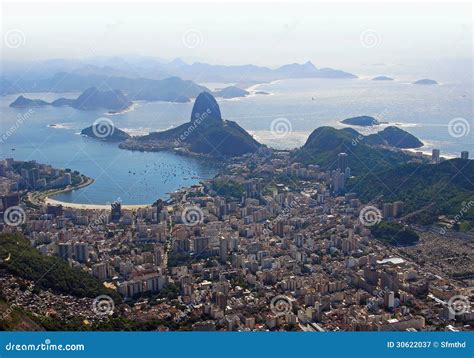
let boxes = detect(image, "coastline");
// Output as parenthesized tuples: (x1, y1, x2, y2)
(43, 197, 150, 210)
(106, 101, 139, 116)
(28, 174, 151, 210)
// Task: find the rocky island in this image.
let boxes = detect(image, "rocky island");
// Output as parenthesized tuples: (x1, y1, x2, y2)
(81, 124, 131, 142)
(9, 95, 50, 108)
(413, 79, 438, 85)
(340, 115, 383, 127)
(213, 86, 249, 98)
(372, 76, 394, 81)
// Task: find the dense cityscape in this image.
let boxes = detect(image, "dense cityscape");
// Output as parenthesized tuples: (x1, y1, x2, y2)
(1, 2, 474, 358)
(1, 134, 473, 331)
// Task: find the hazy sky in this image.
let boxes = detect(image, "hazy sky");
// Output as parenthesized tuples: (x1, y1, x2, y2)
(1, 1, 472, 74)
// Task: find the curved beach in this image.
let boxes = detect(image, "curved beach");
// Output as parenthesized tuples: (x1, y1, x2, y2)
(43, 197, 150, 210)
(28, 174, 151, 210)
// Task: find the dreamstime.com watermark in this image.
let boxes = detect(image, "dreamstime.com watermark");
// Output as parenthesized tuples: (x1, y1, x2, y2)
(92, 295, 115, 316)
(92, 117, 115, 138)
(270, 117, 292, 139)
(181, 205, 204, 226)
(84, 198, 122, 234)
(351, 119, 382, 146)
(447, 294, 473, 316)
(263, 198, 302, 235)
(447, 117, 470, 139)
(360, 29, 381, 48)
(440, 201, 474, 235)
(3, 206, 26, 227)
(367, 286, 391, 311)
(359, 205, 382, 227)
(0, 284, 34, 321)
(4, 29, 26, 49)
(1, 109, 34, 144)
(4, 339, 85, 352)
(270, 295, 293, 316)
(182, 28, 204, 49)
(174, 108, 212, 147)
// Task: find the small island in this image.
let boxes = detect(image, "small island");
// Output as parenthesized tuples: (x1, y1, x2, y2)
(9, 96, 49, 108)
(81, 124, 131, 142)
(213, 86, 249, 99)
(413, 79, 438, 85)
(255, 91, 270, 95)
(372, 76, 394, 81)
(340, 115, 383, 127)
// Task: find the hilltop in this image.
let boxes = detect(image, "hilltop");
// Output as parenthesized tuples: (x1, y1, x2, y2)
(365, 126, 423, 148)
(293, 126, 472, 224)
(9, 95, 49, 108)
(10, 87, 132, 111)
(67, 87, 131, 111)
(293, 126, 414, 174)
(120, 92, 262, 157)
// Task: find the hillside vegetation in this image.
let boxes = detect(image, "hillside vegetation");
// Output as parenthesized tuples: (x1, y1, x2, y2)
(0, 233, 119, 300)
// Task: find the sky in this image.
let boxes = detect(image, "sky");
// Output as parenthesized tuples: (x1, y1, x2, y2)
(1, 1, 472, 76)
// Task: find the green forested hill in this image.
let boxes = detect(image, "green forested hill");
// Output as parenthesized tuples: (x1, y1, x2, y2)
(0, 233, 119, 300)
(293, 126, 411, 174)
(348, 159, 474, 224)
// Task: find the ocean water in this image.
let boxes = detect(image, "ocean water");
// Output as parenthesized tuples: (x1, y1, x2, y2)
(0, 94, 218, 205)
(0, 77, 472, 204)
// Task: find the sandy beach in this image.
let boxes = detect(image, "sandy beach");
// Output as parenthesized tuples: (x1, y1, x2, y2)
(44, 197, 150, 210)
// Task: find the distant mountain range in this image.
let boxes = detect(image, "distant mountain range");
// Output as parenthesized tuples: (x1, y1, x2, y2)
(0, 57, 357, 98)
(10, 87, 132, 111)
(162, 60, 357, 83)
(5, 74, 208, 103)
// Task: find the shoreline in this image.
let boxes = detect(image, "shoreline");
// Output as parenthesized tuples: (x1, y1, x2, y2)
(29, 175, 152, 210)
(43, 197, 150, 210)
(106, 101, 139, 116)
(46, 176, 151, 210)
